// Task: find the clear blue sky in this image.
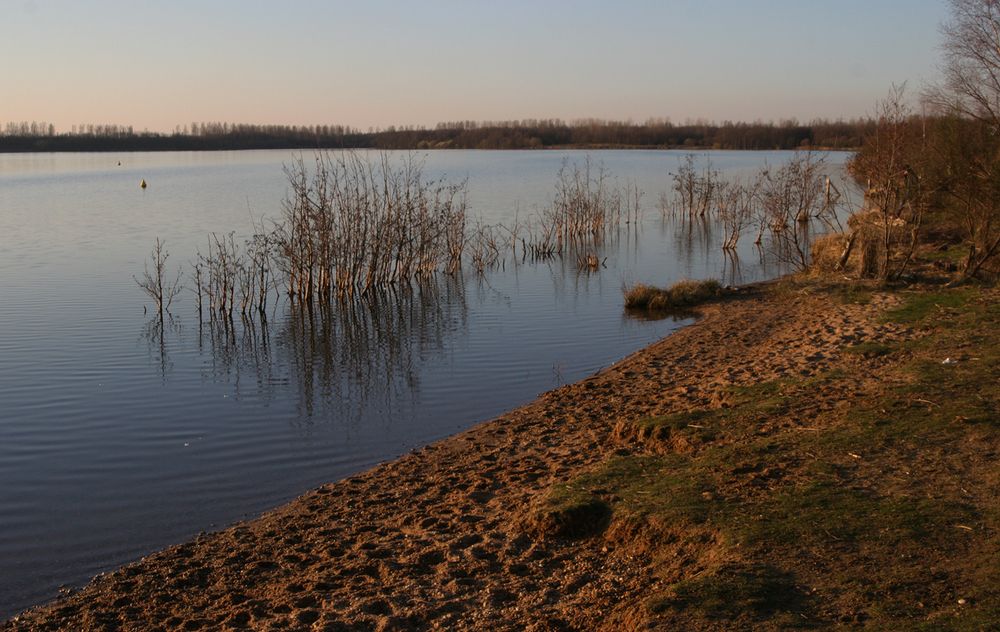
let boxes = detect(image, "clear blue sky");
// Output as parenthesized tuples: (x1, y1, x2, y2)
(1, 0, 948, 132)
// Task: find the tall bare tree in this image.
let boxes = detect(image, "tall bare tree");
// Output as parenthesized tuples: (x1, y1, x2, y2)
(850, 86, 928, 281)
(931, 0, 1000, 130)
(924, 0, 1000, 279)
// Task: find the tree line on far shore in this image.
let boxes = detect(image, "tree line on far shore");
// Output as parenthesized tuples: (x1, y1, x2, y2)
(0, 118, 872, 153)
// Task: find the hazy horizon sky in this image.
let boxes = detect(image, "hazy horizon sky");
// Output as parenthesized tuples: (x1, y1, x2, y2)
(2, 0, 948, 133)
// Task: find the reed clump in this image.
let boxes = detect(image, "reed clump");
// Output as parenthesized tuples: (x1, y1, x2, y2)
(524, 157, 641, 261)
(274, 152, 468, 302)
(666, 154, 720, 219)
(138, 152, 649, 324)
(623, 279, 723, 311)
(809, 233, 850, 274)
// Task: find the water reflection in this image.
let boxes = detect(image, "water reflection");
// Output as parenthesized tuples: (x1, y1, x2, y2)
(143, 276, 469, 424)
(721, 250, 745, 287)
(139, 316, 182, 381)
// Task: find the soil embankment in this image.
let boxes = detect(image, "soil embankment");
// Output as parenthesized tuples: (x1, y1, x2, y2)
(6, 279, 998, 630)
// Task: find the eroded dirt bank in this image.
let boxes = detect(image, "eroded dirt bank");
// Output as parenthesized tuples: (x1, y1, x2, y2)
(6, 279, 997, 631)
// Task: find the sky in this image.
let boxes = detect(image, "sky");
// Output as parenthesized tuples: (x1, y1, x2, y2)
(1, 0, 950, 133)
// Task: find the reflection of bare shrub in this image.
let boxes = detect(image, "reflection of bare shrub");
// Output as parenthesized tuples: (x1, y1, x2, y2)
(185, 276, 469, 416)
(467, 223, 504, 274)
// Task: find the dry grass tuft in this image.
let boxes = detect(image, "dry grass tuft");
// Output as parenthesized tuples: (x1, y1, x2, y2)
(809, 233, 849, 274)
(624, 279, 722, 311)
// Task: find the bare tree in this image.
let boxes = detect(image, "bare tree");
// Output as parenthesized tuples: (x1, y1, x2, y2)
(924, 0, 1000, 280)
(849, 86, 927, 281)
(930, 0, 1000, 131)
(930, 116, 1000, 280)
(717, 177, 759, 251)
(668, 154, 720, 219)
(758, 152, 828, 270)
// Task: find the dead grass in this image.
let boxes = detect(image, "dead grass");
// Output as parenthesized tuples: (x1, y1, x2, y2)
(809, 232, 849, 274)
(624, 279, 723, 312)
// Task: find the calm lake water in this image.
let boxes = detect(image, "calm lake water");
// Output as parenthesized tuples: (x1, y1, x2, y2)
(0, 149, 849, 617)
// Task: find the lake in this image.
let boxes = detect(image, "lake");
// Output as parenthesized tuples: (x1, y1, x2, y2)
(0, 149, 849, 617)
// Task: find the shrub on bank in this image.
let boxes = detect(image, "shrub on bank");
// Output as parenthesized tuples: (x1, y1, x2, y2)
(624, 279, 722, 311)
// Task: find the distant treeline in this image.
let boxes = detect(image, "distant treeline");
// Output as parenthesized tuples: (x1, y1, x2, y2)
(0, 118, 873, 153)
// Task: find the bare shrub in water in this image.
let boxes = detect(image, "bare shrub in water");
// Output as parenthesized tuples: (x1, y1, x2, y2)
(467, 222, 504, 274)
(138, 153, 653, 320)
(757, 152, 829, 270)
(668, 154, 720, 219)
(198, 232, 243, 318)
(273, 152, 468, 301)
(134, 238, 182, 320)
(716, 178, 760, 250)
(664, 152, 845, 266)
(237, 228, 276, 318)
(524, 157, 639, 260)
(550, 157, 635, 244)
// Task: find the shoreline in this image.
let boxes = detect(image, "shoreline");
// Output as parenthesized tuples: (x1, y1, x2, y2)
(5, 278, 987, 629)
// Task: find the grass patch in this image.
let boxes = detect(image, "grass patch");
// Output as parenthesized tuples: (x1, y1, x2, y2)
(843, 296, 1000, 447)
(731, 480, 976, 547)
(536, 455, 714, 534)
(617, 379, 801, 451)
(882, 288, 975, 324)
(648, 562, 809, 621)
(624, 279, 722, 312)
(629, 410, 720, 445)
(920, 243, 967, 264)
(542, 285, 1000, 627)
